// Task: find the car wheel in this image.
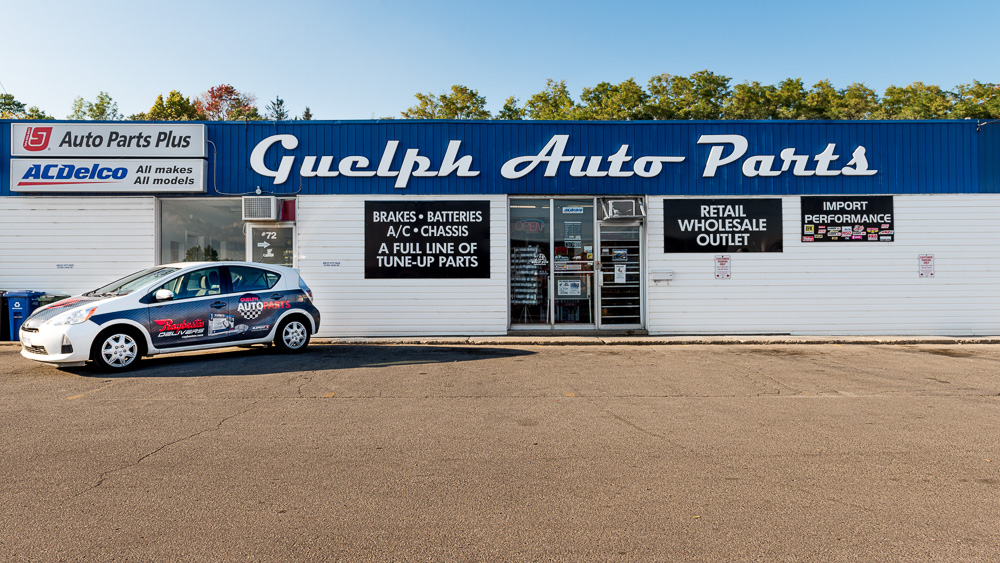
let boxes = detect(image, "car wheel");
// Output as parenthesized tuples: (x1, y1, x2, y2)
(274, 317, 310, 353)
(91, 328, 143, 372)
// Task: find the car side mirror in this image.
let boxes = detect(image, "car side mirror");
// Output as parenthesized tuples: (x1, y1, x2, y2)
(154, 289, 175, 301)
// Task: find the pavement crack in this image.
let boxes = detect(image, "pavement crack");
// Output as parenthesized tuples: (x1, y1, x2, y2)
(585, 398, 695, 453)
(71, 401, 258, 499)
(296, 372, 316, 398)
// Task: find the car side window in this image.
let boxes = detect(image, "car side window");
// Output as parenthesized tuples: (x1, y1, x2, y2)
(156, 267, 223, 300)
(229, 266, 280, 293)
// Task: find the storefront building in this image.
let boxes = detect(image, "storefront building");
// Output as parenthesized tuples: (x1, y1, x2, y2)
(2, 120, 999, 336)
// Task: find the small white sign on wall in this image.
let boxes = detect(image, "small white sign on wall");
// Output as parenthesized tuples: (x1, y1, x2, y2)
(918, 254, 935, 277)
(715, 255, 731, 279)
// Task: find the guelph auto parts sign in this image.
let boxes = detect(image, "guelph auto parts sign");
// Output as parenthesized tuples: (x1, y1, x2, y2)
(11, 123, 206, 157)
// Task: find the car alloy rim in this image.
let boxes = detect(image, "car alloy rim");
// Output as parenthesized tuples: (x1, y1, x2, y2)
(283, 321, 307, 349)
(101, 334, 137, 367)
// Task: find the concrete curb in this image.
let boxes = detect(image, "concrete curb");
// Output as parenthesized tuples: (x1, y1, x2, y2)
(311, 336, 1000, 346)
(5, 336, 1000, 348)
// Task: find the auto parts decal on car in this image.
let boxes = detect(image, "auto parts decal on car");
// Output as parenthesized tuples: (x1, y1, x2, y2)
(238, 293, 290, 321)
(237, 294, 265, 320)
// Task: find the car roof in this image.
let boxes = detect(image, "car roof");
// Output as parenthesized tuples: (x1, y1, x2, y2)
(159, 261, 297, 274)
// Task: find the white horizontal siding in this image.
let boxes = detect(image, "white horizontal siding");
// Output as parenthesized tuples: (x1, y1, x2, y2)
(297, 195, 508, 337)
(0, 197, 156, 296)
(647, 194, 1000, 336)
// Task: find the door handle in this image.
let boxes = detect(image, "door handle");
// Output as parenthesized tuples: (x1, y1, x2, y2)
(210, 301, 226, 309)
(270, 293, 283, 300)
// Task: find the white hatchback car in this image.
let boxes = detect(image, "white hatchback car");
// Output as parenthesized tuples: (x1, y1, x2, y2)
(19, 262, 321, 371)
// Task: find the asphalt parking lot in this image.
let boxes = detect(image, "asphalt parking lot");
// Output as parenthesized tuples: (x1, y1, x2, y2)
(1, 341, 999, 561)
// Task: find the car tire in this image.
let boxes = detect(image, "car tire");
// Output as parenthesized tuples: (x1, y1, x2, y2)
(274, 316, 310, 353)
(91, 327, 144, 372)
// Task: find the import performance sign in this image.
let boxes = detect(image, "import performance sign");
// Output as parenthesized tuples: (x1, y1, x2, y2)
(365, 200, 491, 278)
(801, 196, 894, 242)
(664, 198, 783, 253)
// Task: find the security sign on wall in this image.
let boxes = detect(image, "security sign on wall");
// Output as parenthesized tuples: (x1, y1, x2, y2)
(800, 196, 894, 242)
(365, 200, 490, 278)
(664, 198, 783, 253)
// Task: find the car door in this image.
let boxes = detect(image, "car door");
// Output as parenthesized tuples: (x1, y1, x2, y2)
(145, 266, 231, 349)
(227, 265, 286, 342)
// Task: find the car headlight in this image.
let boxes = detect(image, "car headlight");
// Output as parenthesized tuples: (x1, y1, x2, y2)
(50, 307, 97, 326)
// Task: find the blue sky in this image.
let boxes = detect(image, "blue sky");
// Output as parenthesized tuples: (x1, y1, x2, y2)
(3, 0, 999, 120)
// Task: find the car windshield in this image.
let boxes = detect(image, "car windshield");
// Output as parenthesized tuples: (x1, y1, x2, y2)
(85, 267, 180, 296)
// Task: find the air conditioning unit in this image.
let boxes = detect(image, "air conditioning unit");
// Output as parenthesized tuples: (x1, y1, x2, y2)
(242, 196, 278, 221)
(607, 199, 646, 219)
(608, 200, 636, 217)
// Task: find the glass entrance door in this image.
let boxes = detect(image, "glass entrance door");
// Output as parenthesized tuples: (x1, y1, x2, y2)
(552, 200, 594, 325)
(510, 198, 595, 328)
(597, 223, 643, 328)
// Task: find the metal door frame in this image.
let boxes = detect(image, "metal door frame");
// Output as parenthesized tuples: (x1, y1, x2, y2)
(595, 220, 646, 330)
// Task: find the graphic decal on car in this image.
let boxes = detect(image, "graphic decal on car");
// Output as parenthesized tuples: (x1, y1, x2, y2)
(209, 314, 249, 337)
(208, 314, 234, 335)
(237, 294, 265, 320)
(153, 318, 206, 339)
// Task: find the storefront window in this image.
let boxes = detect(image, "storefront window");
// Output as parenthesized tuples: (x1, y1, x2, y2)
(160, 199, 245, 264)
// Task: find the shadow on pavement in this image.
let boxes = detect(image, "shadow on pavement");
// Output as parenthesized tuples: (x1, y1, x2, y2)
(60, 344, 537, 378)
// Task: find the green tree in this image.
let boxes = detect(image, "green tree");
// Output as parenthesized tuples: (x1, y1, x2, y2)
(1, 93, 52, 119)
(646, 70, 731, 120)
(265, 95, 289, 120)
(24, 106, 52, 119)
(438, 85, 490, 119)
(524, 79, 579, 120)
(646, 73, 678, 119)
(875, 82, 952, 119)
(301, 106, 313, 120)
(837, 83, 880, 119)
(401, 92, 440, 119)
(1, 93, 26, 118)
(577, 78, 650, 120)
(769, 78, 808, 119)
(950, 81, 1000, 119)
(132, 91, 205, 121)
(803, 80, 841, 119)
(402, 85, 490, 119)
(227, 104, 263, 120)
(723, 81, 777, 119)
(496, 96, 525, 120)
(68, 91, 123, 120)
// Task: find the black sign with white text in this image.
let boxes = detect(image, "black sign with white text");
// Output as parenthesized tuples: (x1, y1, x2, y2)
(365, 200, 491, 278)
(664, 198, 783, 253)
(800, 196, 894, 242)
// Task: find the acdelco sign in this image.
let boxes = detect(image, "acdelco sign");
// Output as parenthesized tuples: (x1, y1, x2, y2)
(10, 159, 206, 193)
(10, 123, 206, 158)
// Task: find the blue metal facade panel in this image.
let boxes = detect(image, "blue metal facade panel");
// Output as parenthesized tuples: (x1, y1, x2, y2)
(2, 119, 998, 196)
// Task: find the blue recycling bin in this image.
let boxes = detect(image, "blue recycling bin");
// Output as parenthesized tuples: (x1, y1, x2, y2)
(7, 290, 44, 340)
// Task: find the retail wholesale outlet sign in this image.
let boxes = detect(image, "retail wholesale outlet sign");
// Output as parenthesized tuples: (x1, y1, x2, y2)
(664, 198, 783, 253)
(10, 159, 206, 192)
(12, 123, 206, 157)
(365, 200, 491, 278)
(800, 196, 894, 242)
